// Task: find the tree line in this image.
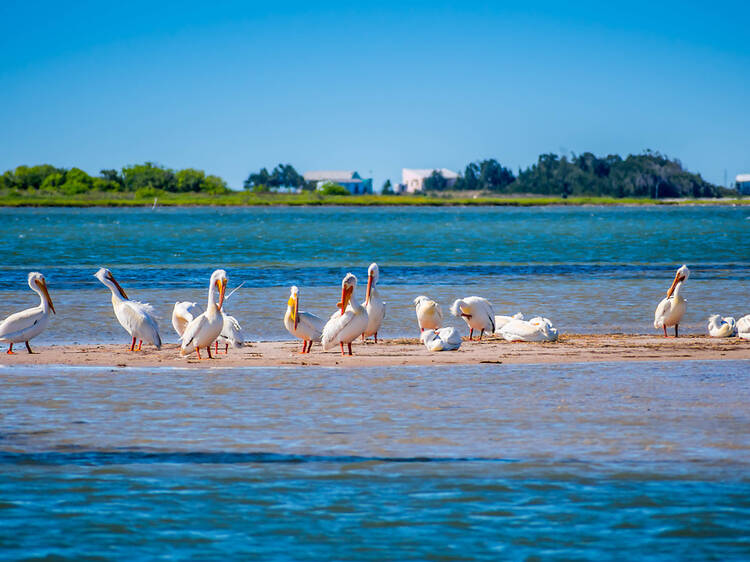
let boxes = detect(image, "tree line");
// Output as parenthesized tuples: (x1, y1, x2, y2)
(421, 151, 724, 198)
(0, 163, 228, 195)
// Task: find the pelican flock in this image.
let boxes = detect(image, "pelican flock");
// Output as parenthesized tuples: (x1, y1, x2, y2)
(4, 262, 750, 359)
(654, 265, 690, 337)
(0, 272, 55, 354)
(95, 268, 161, 351)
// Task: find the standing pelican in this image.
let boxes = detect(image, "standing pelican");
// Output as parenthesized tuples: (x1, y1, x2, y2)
(450, 297, 495, 340)
(284, 286, 325, 353)
(737, 315, 750, 340)
(321, 273, 369, 356)
(0, 272, 55, 354)
(654, 265, 690, 337)
(414, 296, 442, 332)
(362, 263, 386, 342)
(180, 269, 227, 359)
(707, 315, 737, 338)
(95, 268, 161, 350)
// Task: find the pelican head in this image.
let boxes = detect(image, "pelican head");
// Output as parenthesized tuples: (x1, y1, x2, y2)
(666, 264, 690, 298)
(94, 267, 128, 299)
(210, 269, 228, 310)
(28, 272, 55, 314)
(288, 285, 300, 329)
(365, 263, 379, 305)
(338, 273, 357, 314)
(449, 299, 471, 319)
(414, 295, 429, 307)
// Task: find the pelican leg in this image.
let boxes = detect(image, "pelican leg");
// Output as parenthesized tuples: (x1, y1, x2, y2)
(663, 325, 668, 338)
(215, 341, 219, 355)
(340, 342, 345, 356)
(479, 329, 484, 341)
(225, 343, 229, 354)
(6, 343, 14, 354)
(137, 340, 143, 351)
(306, 341, 313, 353)
(300, 340, 307, 354)
(362, 333, 366, 342)
(130, 337, 136, 351)
(25, 341, 33, 354)
(347, 342, 353, 356)
(206, 346, 213, 359)
(469, 329, 474, 341)
(675, 325, 679, 338)
(374, 333, 378, 344)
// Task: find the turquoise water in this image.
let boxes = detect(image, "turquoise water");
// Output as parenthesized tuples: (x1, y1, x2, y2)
(2, 206, 750, 342)
(1, 361, 749, 560)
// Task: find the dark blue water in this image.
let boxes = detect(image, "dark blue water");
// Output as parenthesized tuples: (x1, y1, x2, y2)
(2, 206, 750, 342)
(1, 361, 749, 560)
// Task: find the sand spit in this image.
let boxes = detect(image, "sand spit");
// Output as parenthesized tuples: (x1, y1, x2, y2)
(1, 335, 749, 369)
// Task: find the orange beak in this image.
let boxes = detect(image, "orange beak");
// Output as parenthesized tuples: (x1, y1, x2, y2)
(107, 272, 128, 299)
(217, 279, 227, 310)
(338, 285, 353, 315)
(365, 273, 373, 306)
(666, 273, 685, 298)
(36, 279, 55, 314)
(294, 296, 299, 330)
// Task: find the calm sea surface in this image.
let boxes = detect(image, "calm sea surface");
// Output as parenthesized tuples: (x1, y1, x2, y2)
(2, 206, 750, 342)
(2, 207, 750, 559)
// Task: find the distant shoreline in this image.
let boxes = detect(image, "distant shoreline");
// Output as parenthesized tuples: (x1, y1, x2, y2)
(1, 193, 748, 208)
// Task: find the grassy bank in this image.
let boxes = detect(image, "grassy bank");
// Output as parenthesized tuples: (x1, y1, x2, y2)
(0, 190, 747, 207)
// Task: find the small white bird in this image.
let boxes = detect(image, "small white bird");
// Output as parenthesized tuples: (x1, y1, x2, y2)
(180, 269, 227, 359)
(500, 316, 559, 342)
(414, 295, 442, 332)
(420, 327, 462, 351)
(284, 286, 325, 353)
(321, 273, 369, 356)
(0, 272, 55, 354)
(362, 263, 386, 343)
(95, 268, 161, 351)
(737, 315, 750, 340)
(494, 312, 524, 335)
(707, 315, 737, 338)
(450, 297, 495, 340)
(654, 265, 690, 337)
(172, 301, 202, 338)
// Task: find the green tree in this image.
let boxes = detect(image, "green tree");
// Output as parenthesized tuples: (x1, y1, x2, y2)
(122, 162, 177, 192)
(381, 179, 393, 194)
(60, 167, 94, 194)
(320, 182, 350, 196)
(423, 170, 448, 191)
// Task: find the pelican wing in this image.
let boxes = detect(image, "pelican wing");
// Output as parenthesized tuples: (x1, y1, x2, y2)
(119, 300, 162, 348)
(172, 301, 202, 337)
(0, 306, 45, 342)
(297, 311, 325, 342)
(738, 315, 750, 336)
(219, 313, 244, 348)
(653, 297, 673, 328)
(180, 314, 209, 352)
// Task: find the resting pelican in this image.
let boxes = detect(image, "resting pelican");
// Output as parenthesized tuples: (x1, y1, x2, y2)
(321, 273, 369, 356)
(217, 310, 244, 354)
(737, 315, 750, 340)
(420, 327, 462, 351)
(654, 265, 690, 337)
(180, 269, 227, 359)
(450, 297, 495, 340)
(707, 315, 737, 338)
(172, 301, 201, 338)
(284, 286, 325, 353)
(494, 312, 524, 335)
(500, 316, 559, 342)
(0, 272, 55, 354)
(362, 263, 386, 343)
(95, 268, 161, 350)
(414, 296, 442, 332)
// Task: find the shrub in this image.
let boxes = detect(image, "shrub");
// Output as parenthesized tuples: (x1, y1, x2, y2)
(319, 182, 350, 196)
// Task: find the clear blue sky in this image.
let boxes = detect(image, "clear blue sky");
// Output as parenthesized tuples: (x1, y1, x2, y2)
(1, 1, 748, 189)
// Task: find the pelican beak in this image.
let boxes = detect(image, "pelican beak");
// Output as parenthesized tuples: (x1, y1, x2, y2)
(288, 294, 299, 330)
(338, 285, 353, 315)
(36, 279, 55, 314)
(460, 306, 471, 319)
(666, 273, 684, 298)
(107, 272, 128, 299)
(217, 279, 227, 310)
(365, 273, 373, 306)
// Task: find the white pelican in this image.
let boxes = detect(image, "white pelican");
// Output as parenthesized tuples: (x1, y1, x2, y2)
(217, 309, 244, 354)
(414, 296, 442, 332)
(0, 272, 55, 354)
(321, 273, 369, 356)
(284, 286, 325, 353)
(180, 269, 227, 359)
(737, 315, 750, 340)
(450, 297, 495, 340)
(362, 263, 386, 343)
(500, 316, 559, 342)
(654, 265, 690, 337)
(420, 327, 462, 351)
(494, 312, 524, 335)
(95, 268, 161, 351)
(707, 315, 737, 338)
(172, 301, 201, 338)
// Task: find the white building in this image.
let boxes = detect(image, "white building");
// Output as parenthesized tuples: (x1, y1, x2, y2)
(736, 174, 750, 195)
(400, 168, 459, 193)
(303, 171, 373, 194)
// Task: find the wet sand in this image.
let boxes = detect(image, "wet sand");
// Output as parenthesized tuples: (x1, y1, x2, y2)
(1, 334, 749, 368)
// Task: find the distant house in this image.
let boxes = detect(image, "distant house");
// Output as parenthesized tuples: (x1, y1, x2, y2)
(399, 168, 459, 193)
(303, 171, 373, 194)
(736, 174, 750, 195)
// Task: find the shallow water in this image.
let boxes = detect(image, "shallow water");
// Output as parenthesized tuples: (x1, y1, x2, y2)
(1, 361, 749, 559)
(2, 206, 750, 343)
